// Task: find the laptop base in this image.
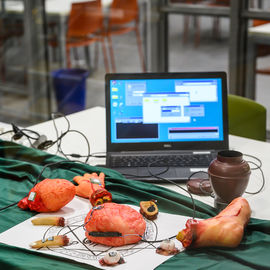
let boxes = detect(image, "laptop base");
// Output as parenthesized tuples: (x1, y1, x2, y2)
(112, 167, 209, 183)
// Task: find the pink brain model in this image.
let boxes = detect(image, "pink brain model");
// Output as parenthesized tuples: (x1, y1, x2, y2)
(84, 203, 146, 246)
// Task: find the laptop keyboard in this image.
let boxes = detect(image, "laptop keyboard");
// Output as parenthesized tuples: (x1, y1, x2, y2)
(110, 153, 215, 168)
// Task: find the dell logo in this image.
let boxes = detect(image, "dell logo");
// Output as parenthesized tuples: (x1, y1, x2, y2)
(163, 144, 172, 148)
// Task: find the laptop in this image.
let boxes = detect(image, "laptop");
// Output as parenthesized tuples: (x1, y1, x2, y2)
(105, 72, 229, 182)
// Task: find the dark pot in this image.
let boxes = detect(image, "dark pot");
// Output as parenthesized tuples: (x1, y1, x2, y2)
(208, 150, 251, 209)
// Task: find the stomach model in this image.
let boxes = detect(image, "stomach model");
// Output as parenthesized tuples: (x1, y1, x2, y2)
(84, 203, 146, 247)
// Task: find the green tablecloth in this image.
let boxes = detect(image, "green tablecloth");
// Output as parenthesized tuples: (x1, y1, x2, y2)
(0, 140, 270, 270)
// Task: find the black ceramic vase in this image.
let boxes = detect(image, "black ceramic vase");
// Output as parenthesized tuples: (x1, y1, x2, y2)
(208, 150, 251, 210)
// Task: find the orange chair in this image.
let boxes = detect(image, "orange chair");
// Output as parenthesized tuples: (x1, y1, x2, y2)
(252, 19, 270, 75)
(105, 0, 146, 72)
(207, 0, 230, 39)
(172, 0, 230, 47)
(65, 0, 109, 72)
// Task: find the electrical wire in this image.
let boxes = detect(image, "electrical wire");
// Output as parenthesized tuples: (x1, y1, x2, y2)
(245, 160, 265, 195)
(244, 153, 262, 169)
(46, 113, 91, 163)
(19, 128, 40, 140)
(145, 161, 197, 220)
(0, 126, 40, 143)
(0, 130, 14, 137)
(122, 165, 170, 179)
(242, 153, 265, 194)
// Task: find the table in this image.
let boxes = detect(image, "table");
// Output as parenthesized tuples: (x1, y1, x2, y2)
(246, 22, 270, 100)
(1, 106, 270, 270)
(27, 106, 270, 221)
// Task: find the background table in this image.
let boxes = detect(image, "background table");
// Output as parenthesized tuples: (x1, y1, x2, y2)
(27, 106, 270, 220)
(246, 22, 270, 100)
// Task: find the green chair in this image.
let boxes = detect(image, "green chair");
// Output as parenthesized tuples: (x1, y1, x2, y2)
(228, 94, 267, 141)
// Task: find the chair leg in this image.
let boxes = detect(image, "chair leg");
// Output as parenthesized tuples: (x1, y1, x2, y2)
(66, 47, 71, 68)
(213, 16, 220, 39)
(183, 15, 190, 44)
(135, 25, 146, 72)
(194, 15, 200, 47)
(94, 42, 99, 70)
(107, 35, 116, 73)
(73, 47, 79, 62)
(256, 67, 270, 75)
(84, 46, 91, 70)
(0, 41, 6, 82)
(101, 39, 110, 73)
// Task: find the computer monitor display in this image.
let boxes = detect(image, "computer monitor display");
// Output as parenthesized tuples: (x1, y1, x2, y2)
(108, 77, 224, 144)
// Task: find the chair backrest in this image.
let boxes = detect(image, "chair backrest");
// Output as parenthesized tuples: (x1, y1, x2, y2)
(209, 0, 230, 6)
(67, 0, 103, 38)
(108, 0, 138, 26)
(228, 94, 267, 141)
(253, 19, 269, 27)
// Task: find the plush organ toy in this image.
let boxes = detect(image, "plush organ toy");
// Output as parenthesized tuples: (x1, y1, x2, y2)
(18, 178, 76, 212)
(84, 203, 146, 246)
(73, 172, 112, 206)
(177, 197, 251, 248)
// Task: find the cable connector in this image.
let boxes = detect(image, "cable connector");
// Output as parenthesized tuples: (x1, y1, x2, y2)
(32, 135, 48, 149)
(11, 123, 23, 140)
(37, 140, 54, 150)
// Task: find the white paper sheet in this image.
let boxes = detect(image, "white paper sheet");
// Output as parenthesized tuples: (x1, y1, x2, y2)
(0, 197, 190, 270)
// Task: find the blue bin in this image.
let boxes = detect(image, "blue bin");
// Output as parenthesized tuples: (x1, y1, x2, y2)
(52, 69, 89, 115)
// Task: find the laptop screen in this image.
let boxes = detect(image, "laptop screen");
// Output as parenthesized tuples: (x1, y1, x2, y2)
(106, 72, 228, 152)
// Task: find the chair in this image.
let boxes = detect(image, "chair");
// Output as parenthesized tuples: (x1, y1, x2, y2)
(172, 0, 230, 47)
(207, 0, 230, 39)
(170, 0, 204, 47)
(54, 0, 109, 72)
(228, 94, 267, 141)
(105, 0, 146, 72)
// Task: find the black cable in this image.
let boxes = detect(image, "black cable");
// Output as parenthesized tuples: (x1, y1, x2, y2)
(122, 165, 170, 179)
(67, 152, 107, 159)
(242, 153, 265, 195)
(145, 161, 197, 220)
(51, 112, 62, 155)
(0, 201, 20, 211)
(245, 160, 265, 195)
(244, 153, 262, 169)
(20, 128, 40, 140)
(40, 113, 91, 163)
(51, 112, 71, 155)
(36, 112, 71, 151)
(0, 130, 14, 137)
(66, 130, 91, 163)
(140, 234, 177, 243)
(0, 124, 41, 146)
(12, 123, 41, 141)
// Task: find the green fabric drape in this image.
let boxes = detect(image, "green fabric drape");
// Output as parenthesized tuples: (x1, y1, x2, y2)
(0, 140, 270, 270)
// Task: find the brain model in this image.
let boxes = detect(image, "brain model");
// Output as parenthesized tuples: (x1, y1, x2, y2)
(84, 203, 146, 246)
(18, 178, 76, 212)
